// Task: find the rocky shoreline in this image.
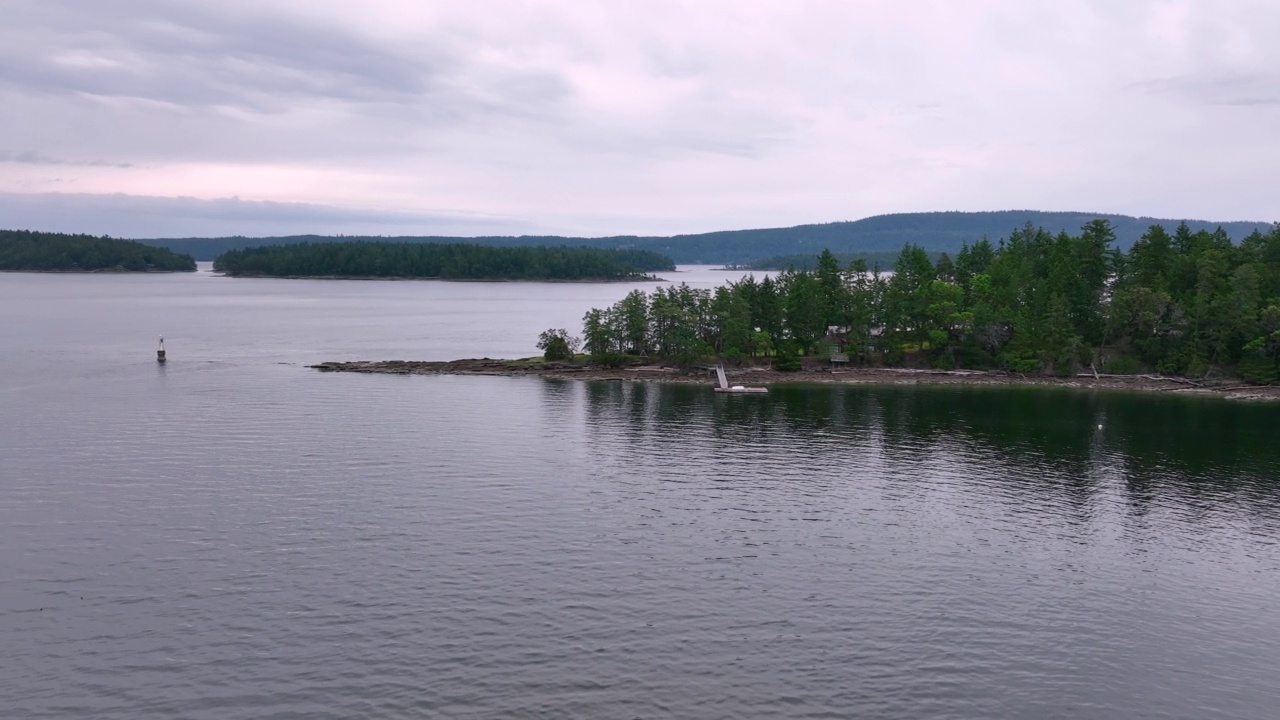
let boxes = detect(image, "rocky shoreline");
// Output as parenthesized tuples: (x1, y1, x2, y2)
(310, 359, 1280, 401)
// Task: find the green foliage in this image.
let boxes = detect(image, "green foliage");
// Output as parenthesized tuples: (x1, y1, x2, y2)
(773, 344, 803, 371)
(536, 328, 579, 362)
(213, 242, 674, 280)
(935, 252, 956, 283)
(616, 290, 651, 355)
(573, 220, 1280, 383)
(1239, 355, 1279, 384)
(782, 269, 826, 353)
(1102, 356, 1143, 375)
(1042, 292, 1082, 376)
(0, 230, 196, 272)
(1002, 354, 1042, 374)
(582, 308, 616, 360)
(1239, 304, 1280, 383)
(149, 212, 1274, 264)
(743, 250, 928, 271)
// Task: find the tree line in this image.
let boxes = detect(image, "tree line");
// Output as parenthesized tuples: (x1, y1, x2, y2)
(570, 220, 1280, 383)
(213, 242, 675, 280)
(146, 211, 1272, 264)
(0, 230, 196, 272)
(735, 249, 939, 272)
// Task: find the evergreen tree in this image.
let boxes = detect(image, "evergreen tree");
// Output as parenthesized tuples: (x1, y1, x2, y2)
(782, 270, 826, 354)
(573, 220, 1278, 384)
(616, 290, 651, 355)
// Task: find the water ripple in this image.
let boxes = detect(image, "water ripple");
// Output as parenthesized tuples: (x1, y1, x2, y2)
(3, 288, 1280, 718)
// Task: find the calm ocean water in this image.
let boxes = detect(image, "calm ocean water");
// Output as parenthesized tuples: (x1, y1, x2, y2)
(3, 266, 1279, 719)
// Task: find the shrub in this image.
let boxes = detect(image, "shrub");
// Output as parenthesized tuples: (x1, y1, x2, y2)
(773, 343, 802, 371)
(1239, 352, 1279, 385)
(537, 328, 580, 362)
(999, 353, 1040, 374)
(1102, 356, 1142, 375)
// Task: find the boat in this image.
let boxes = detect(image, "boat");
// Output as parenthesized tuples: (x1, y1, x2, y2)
(712, 365, 768, 394)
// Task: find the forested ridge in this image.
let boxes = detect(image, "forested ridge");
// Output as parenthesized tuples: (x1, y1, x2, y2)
(0, 230, 196, 272)
(574, 220, 1280, 384)
(148, 211, 1273, 263)
(212, 241, 674, 280)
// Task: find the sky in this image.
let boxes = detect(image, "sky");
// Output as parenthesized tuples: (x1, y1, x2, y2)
(1, 0, 1277, 238)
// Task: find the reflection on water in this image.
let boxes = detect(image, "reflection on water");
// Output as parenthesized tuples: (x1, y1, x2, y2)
(581, 381, 1280, 515)
(4, 266, 1280, 719)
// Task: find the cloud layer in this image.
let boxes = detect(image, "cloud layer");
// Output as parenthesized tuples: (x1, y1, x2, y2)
(1, 0, 1277, 237)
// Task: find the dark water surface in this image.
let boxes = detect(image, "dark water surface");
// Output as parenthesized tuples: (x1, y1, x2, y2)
(3, 269, 1279, 719)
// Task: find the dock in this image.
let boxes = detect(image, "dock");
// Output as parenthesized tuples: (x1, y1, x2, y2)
(712, 365, 768, 394)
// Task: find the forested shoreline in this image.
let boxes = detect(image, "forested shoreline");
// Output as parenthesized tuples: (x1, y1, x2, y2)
(0, 230, 196, 272)
(732, 249, 936, 271)
(572, 220, 1280, 384)
(213, 242, 674, 280)
(147, 211, 1273, 263)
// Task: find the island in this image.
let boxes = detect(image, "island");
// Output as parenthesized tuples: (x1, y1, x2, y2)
(314, 219, 1280, 396)
(0, 230, 197, 272)
(143, 210, 1274, 265)
(213, 241, 674, 281)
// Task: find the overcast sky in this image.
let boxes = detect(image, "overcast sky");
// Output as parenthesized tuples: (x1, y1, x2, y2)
(1, 0, 1277, 238)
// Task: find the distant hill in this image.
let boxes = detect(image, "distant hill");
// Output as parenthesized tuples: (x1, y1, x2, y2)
(142, 211, 1275, 264)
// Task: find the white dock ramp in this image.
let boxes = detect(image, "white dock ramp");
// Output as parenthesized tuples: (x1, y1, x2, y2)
(712, 364, 768, 394)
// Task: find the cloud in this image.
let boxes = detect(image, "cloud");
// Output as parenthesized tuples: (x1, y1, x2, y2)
(0, 0, 1278, 236)
(0, 191, 533, 238)
(1128, 72, 1280, 107)
(1, 1, 440, 110)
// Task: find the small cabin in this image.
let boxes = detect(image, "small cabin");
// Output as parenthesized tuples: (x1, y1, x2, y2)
(825, 325, 851, 365)
(823, 325, 888, 366)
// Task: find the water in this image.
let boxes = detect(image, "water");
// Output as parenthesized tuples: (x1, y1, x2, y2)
(2, 267, 1279, 719)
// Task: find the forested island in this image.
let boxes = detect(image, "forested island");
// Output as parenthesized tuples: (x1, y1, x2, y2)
(0, 230, 196, 272)
(146, 211, 1274, 264)
(212, 242, 675, 280)
(566, 220, 1280, 384)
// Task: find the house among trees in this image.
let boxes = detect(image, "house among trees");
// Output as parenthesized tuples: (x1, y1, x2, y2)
(825, 325, 885, 366)
(825, 325, 851, 365)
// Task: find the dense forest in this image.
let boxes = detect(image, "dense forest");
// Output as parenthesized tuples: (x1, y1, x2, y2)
(572, 220, 1280, 384)
(147, 211, 1273, 264)
(736, 250, 936, 271)
(0, 230, 196, 272)
(212, 241, 675, 280)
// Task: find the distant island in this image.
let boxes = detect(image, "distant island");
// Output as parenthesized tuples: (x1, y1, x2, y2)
(0, 230, 196, 272)
(212, 241, 675, 281)
(143, 210, 1276, 264)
